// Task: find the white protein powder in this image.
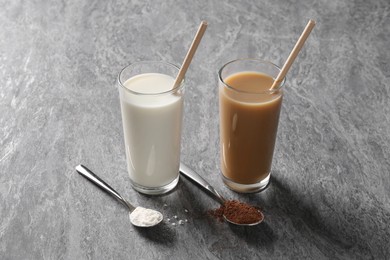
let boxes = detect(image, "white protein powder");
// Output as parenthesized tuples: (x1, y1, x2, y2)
(129, 207, 163, 227)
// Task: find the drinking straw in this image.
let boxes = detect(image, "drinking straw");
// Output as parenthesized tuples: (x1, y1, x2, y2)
(270, 20, 316, 90)
(173, 21, 208, 89)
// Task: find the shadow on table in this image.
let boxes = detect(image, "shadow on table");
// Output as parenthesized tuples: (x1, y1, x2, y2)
(134, 221, 176, 245)
(239, 173, 359, 251)
(228, 221, 277, 246)
(178, 176, 217, 217)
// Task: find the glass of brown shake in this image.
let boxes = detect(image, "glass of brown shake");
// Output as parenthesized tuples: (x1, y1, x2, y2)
(218, 59, 285, 193)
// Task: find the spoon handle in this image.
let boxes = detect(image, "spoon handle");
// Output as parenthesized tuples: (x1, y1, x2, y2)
(179, 163, 226, 205)
(75, 165, 135, 211)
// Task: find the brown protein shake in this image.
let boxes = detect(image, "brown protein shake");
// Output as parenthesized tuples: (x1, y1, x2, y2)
(218, 59, 284, 192)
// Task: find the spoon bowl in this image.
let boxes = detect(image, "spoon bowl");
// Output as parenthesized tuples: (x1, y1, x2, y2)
(179, 163, 264, 226)
(75, 165, 163, 227)
(224, 210, 264, 226)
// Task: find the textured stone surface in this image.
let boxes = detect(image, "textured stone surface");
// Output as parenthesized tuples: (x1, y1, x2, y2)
(1, 0, 389, 259)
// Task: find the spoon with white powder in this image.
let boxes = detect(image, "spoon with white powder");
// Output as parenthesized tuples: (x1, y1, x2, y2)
(76, 165, 163, 227)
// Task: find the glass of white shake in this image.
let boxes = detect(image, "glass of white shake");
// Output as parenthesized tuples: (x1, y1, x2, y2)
(117, 61, 184, 195)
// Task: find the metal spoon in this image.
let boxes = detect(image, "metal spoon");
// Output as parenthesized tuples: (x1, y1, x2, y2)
(179, 163, 264, 226)
(75, 165, 163, 227)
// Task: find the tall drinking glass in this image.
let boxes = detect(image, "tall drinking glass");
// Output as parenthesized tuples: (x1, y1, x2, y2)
(118, 61, 184, 195)
(218, 59, 284, 193)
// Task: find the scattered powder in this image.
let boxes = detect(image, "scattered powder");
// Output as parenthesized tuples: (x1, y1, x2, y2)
(209, 205, 225, 222)
(167, 215, 188, 226)
(208, 200, 263, 225)
(161, 205, 190, 227)
(129, 207, 163, 227)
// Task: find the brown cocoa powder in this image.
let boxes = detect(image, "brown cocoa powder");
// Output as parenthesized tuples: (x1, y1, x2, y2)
(208, 200, 263, 224)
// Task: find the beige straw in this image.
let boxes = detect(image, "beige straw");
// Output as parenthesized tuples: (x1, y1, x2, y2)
(173, 21, 208, 89)
(270, 20, 316, 90)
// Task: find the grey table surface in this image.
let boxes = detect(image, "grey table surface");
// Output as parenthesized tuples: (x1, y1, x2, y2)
(1, 0, 389, 259)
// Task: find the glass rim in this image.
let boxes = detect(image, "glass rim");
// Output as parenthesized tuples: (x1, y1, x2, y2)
(218, 58, 285, 94)
(117, 61, 184, 96)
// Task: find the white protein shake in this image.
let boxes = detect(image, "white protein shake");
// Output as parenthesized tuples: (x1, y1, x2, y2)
(119, 73, 183, 190)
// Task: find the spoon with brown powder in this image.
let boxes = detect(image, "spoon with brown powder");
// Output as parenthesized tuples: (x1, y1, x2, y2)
(179, 163, 264, 226)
